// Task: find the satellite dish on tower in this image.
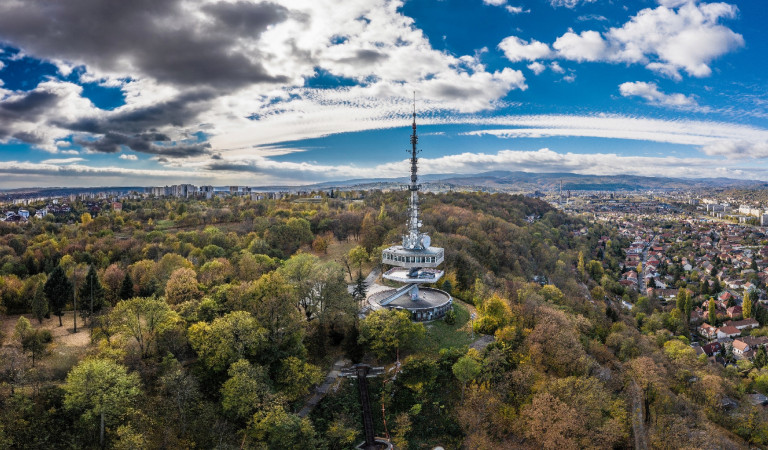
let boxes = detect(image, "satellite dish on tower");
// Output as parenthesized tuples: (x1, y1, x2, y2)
(421, 235, 431, 248)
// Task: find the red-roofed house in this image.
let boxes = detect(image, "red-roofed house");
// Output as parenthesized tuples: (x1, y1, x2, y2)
(717, 326, 741, 339)
(699, 323, 718, 340)
(727, 306, 743, 319)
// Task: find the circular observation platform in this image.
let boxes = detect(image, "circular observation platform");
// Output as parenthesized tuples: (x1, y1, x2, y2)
(382, 267, 444, 284)
(368, 287, 452, 322)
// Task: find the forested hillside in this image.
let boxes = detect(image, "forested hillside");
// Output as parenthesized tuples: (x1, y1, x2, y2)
(0, 191, 764, 448)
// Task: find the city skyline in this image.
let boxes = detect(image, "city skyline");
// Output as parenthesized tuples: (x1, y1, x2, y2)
(0, 0, 767, 188)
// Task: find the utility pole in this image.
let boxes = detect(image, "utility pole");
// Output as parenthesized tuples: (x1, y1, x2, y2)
(73, 270, 77, 333)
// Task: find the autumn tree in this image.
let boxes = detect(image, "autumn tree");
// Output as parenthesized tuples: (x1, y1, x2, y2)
(708, 297, 717, 325)
(188, 311, 266, 372)
(44, 265, 73, 327)
(110, 296, 179, 358)
(744, 291, 753, 319)
(102, 264, 125, 305)
(165, 267, 202, 305)
(63, 358, 140, 447)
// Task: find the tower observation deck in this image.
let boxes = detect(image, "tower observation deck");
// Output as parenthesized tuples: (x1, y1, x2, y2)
(368, 97, 452, 322)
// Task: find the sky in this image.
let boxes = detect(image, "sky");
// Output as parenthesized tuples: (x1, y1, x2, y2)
(0, 0, 767, 188)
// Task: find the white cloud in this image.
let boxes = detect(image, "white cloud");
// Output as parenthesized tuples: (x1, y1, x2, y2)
(549, 0, 596, 9)
(619, 81, 698, 108)
(562, 74, 576, 83)
(658, 0, 692, 7)
(61, 149, 80, 155)
(498, 36, 552, 62)
(461, 114, 768, 150)
(40, 157, 86, 164)
(505, 5, 529, 14)
(119, 154, 138, 160)
(482, 0, 507, 5)
(527, 62, 546, 75)
(553, 30, 607, 62)
(702, 140, 768, 159)
(503, 2, 744, 78)
(550, 62, 565, 73)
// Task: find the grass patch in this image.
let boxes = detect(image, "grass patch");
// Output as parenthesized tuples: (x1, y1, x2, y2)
(421, 302, 473, 353)
(155, 219, 176, 230)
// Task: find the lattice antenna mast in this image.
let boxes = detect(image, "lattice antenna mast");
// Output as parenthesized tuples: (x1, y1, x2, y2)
(406, 92, 422, 248)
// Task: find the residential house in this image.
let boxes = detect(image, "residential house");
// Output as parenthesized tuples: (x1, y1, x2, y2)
(699, 323, 718, 340)
(726, 305, 743, 319)
(717, 326, 741, 339)
(724, 318, 759, 331)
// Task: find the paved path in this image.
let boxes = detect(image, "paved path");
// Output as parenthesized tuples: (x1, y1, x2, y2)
(297, 357, 350, 418)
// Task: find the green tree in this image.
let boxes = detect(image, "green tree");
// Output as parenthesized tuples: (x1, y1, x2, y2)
(577, 251, 586, 280)
(110, 296, 179, 358)
(278, 356, 323, 402)
(744, 291, 753, 319)
(188, 311, 266, 372)
(221, 359, 272, 421)
(359, 309, 425, 360)
(79, 265, 106, 325)
(452, 353, 482, 400)
(13, 316, 50, 366)
(708, 297, 717, 325)
(119, 272, 134, 300)
(63, 358, 141, 447)
(246, 404, 319, 450)
(44, 265, 73, 327)
(249, 272, 306, 370)
(347, 245, 369, 278)
(30, 282, 48, 324)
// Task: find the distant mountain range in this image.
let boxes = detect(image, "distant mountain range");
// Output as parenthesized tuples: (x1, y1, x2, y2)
(292, 171, 768, 193)
(1, 172, 766, 200)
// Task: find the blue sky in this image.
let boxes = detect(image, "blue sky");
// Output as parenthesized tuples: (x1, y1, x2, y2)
(0, 0, 766, 188)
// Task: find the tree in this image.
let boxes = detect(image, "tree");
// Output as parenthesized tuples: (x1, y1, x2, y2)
(676, 288, 688, 314)
(744, 291, 753, 319)
(347, 245, 369, 278)
(44, 265, 73, 327)
(30, 282, 48, 324)
(221, 359, 273, 421)
(63, 358, 140, 447)
(246, 404, 319, 450)
(80, 212, 93, 226)
(102, 264, 125, 306)
(708, 297, 717, 325)
(278, 356, 323, 402)
(119, 272, 134, 300)
(188, 311, 266, 372)
(249, 272, 306, 370)
(359, 309, 425, 360)
(79, 265, 106, 325)
(452, 353, 481, 399)
(110, 296, 179, 358)
(13, 316, 50, 366)
(577, 251, 585, 280)
(352, 273, 367, 304)
(164, 268, 202, 305)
